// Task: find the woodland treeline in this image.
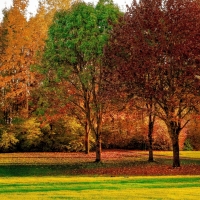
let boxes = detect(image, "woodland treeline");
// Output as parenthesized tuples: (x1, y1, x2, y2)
(0, 0, 200, 167)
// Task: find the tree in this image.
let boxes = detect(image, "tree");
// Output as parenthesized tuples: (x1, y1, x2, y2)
(36, 0, 71, 27)
(43, 0, 121, 161)
(0, 0, 31, 122)
(104, 0, 200, 167)
(103, 2, 158, 162)
(44, 0, 71, 12)
(0, 9, 8, 63)
(0, 11, 8, 121)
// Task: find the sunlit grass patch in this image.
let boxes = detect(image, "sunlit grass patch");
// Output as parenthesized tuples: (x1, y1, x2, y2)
(179, 151, 200, 158)
(0, 176, 199, 199)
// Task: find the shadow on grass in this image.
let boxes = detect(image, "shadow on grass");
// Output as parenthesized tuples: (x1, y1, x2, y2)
(0, 164, 69, 177)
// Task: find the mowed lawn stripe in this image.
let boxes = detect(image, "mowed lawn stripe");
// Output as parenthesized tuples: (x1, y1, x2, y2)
(0, 176, 199, 192)
(0, 176, 200, 199)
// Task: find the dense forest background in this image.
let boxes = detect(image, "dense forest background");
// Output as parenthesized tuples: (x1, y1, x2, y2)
(0, 0, 200, 163)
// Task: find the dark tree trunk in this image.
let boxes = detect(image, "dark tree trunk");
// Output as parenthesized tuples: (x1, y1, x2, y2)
(84, 121, 90, 154)
(4, 110, 8, 124)
(168, 121, 181, 167)
(148, 120, 154, 162)
(172, 135, 180, 167)
(95, 133, 102, 162)
(147, 102, 155, 162)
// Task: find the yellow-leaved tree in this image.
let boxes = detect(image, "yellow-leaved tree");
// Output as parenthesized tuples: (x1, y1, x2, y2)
(0, 0, 31, 123)
(0, 0, 72, 123)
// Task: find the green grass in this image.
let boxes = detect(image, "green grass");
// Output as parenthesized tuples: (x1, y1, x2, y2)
(0, 176, 199, 199)
(0, 151, 199, 199)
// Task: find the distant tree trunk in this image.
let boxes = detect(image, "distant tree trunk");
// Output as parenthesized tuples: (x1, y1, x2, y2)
(84, 90, 91, 154)
(95, 133, 102, 162)
(147, 102, 155, 162)
(167, 121, 181, 167)
(148, 119, 154, 162)
(3, 110, 9, 124)
(85, 121, 90, 154)
(25, 85, 29, 118)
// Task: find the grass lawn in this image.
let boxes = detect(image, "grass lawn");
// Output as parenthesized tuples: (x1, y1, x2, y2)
(0, 150, 199, 176)
(0, 176, 200, 199)
(0, 151, 199, 199)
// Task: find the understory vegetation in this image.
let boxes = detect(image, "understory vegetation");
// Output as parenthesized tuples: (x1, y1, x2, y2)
(0, 116, 198, 152)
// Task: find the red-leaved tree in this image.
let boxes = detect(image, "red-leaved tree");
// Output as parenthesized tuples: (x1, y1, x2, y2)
(104, 0, 200, 167)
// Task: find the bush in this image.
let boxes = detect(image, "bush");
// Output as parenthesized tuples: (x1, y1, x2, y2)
(16, 118, 43, 151)
(38, 116, 94, 152)
(0, 131, 19, 152)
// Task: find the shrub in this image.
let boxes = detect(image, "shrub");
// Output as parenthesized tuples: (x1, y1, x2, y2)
(16, 118, 43, 151)
(0, 131, 19, 152)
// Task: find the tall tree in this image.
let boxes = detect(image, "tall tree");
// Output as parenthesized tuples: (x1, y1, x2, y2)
(44, 0, 71, 11)
(105, 0, 200, 167)
(0, 0, 31, 122)
(43, 0, 121, 161)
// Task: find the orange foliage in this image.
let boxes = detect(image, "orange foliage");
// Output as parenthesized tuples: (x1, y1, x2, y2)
(0, 0, 31, 119)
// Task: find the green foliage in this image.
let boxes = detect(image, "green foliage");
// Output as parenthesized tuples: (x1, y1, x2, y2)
(11, 117, 25, 125)
(183, 139, 193, 151)
(44, 1, 121, 80)
(42, 0, 121, 160)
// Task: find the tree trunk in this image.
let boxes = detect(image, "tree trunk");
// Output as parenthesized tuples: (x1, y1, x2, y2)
(168, 121, 181, 167)
(148, 120, 154, 162)
(84, 121, 90, 154)
(173, 142, 180, 167)
(147, 102, 155, 162)
(171, 134, 180, 167)
(95, 133, 102, 162)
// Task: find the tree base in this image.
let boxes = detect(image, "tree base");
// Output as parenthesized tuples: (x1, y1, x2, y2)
(173, 164, 181, 168)
(94, 159, 102, 163)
